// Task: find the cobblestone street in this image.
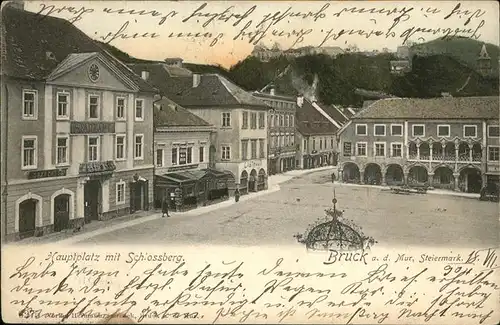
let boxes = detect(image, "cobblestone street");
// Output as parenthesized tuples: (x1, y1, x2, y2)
(75, 169, 499, 248)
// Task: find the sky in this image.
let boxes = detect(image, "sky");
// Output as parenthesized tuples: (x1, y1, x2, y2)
(24, 0, 500, 68)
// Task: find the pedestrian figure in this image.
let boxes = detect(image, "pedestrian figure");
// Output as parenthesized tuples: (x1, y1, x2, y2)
(162, 197, 170, 218)
(235, 189, 240, 202)
(331, 173, 335, 183)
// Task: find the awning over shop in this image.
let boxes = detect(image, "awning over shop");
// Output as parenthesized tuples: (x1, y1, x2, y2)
(155, 168, 233, 188)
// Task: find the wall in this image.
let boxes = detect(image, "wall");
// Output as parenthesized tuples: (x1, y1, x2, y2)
(154, 129, 212, 175)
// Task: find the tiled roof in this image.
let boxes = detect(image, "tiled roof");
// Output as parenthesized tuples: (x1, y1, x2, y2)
(322, 105, 349, 125)
(296, 99, 339, 135)
(154, 97, 211, 127)
(1, 6, 156, 93)
(355, 96, 500, 119)
(252, 91, 296, 102)
(128, 63, 267, 108)
(164, 65, 192, 77)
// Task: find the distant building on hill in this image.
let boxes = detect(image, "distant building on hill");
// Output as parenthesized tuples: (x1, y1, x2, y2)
(477, 44, 492, 76)
(251, 44, 344, 62)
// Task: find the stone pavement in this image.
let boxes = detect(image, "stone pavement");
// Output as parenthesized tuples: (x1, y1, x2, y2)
(8, 166, 337, 246)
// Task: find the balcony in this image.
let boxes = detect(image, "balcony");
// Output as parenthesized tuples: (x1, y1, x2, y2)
(408, 140, 482, 164)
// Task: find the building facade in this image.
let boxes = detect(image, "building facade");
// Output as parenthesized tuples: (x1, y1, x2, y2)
(252, 88, 297, 175)
(337, 97, 500, 193)
(1, 4, 157, 241)
(151, 98, 234, 211)
(127, 65, 271, 196)
(295, 96, 341, 171)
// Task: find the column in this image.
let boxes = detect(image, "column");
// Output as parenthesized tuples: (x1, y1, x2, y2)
(381, 173, 386, 186)
(468, 143, 473, 162)
(441, 143, 446, 162)
(428, 172, 434, 188)
(101, 179, 110, 215)
(429, 143, 433, 170)
(453, 173, 460, 191)
(454, 143, 459, 172)
(360, 170, 365, 184)
(403, 172, 409, 186)
(416, 143, 420, 160)
(75, 179, 86, 227)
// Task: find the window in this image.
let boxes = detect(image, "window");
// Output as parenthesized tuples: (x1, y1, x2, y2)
(22, 136, 37, 169)
(22, 90, 37, 119)
(319, 139, 323, 150)
(279, 114, 284, 127)
(116, 97, 125, 119)
(222, 112, 231, 127)
(242, 111, 248, 129)
(343, 142, 352, 156)
(274, 115, 278, 127)
(171, 148, 178, 165)
(290, 115, 294, 127)
(116, 181, 125, 205)
(374, 142, 386, 157)
(488, 126, 500, 137)
(134, 134, 143, 159)
(56, 136, 69, 165)
(291, 134, 294, 146)
(412, 125, 425, 137)
(187, 147, 193, 164)
(463, 125, 477, 138)
(115, 135, 125, 160)
(488, 146, 499, 161)
(303, 139, 307, 152)
(251, 140, 257, 159)
(88, 136, 99, 162)
(391, 124, 403, 136)
(250, 112, 257, 129)
(135, 99, 144, 120)
(330, 138, 334, 148)
(259, 139, 265, 158)
(241, 140, 248, 160)
(285, 115, 289, 127)
(391, 143, 403, 157)
(312, 139, 316, 150)
(258, 112, 265, 129)
(285, 135, 288, 147)
(356, 124, 367, 136)
(374, 124, 386, 136)
(199, 146, 205, 163)
(437, 125, 450, 137)
(270, 114, 274, 127)
(89, 95, 99, 119)
(356, 142, 367, 156)
(156, 149, 163, 167)
(221, 146, 231, 160)
(57, 92, 69, 119)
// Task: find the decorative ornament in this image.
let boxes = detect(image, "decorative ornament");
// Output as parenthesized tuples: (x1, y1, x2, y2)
(88, 63, 100, 82)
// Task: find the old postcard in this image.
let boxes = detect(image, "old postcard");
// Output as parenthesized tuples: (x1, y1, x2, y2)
(1, 0, 499, 324)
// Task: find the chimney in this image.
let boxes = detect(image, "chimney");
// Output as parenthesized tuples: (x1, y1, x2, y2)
(141, 71, 149, 81)
(7, 0, 24, 10)
(296, 95, 304, 108)
(193, 74, 201, 88)
(269, 86, 275, 96)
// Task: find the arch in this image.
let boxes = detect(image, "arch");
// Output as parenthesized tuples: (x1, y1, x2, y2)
(15, 192, 43, 233)
(342, 162, 360, 183)
(363, 163, 382, 185)
(50, 188, 75, 225)
(408, 165, 428, 184)
(257, 168, 266, 191)
(385, 164, 404, 186)
(433, 166, 455, 189)
(249, 169, 258, 192)
(459, 166, 482, 193)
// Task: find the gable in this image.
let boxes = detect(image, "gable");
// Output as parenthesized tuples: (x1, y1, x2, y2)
(48, 57, 137, 92)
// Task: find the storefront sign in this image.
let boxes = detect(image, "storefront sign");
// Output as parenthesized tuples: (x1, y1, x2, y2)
(167, 164, 198, 172)
(70, 121, 115, 134)
(79, 161, 116, 174)
(243, 160, 262, 169)
(27, 168, 67, 179)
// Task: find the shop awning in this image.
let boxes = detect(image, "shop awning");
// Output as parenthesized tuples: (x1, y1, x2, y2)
(155, 168, 233, 188)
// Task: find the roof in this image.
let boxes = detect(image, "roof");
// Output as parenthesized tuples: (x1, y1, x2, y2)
(128, 63, 268, 108)
(321, 105, 349, 126)
(164, 65, 192, 77)
(296, 99, 340, 135)
(154, 97, 211, 128)
(355, 96, 500, 120)
(252, 91, 296, 102)
(1, 6, 156, 93)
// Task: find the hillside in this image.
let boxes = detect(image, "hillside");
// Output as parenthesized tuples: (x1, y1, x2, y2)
(411, 37, 499, 75)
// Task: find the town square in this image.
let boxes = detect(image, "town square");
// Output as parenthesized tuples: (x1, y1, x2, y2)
(0, 1, 499, 249)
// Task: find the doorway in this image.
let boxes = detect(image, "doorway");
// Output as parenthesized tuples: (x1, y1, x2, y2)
(54, 194, 70, 232)
(19, 199, 37, 239)
(130, 180, 149, 213)
(84, 180, 101, 223)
